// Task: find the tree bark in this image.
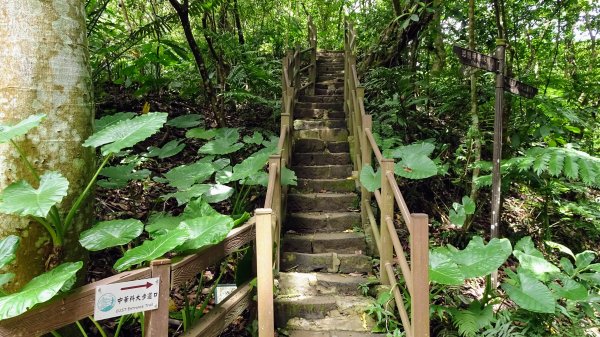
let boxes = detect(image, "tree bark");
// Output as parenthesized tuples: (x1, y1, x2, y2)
(168, 0, 225, 127)
(431, 0, 445, 73)
(233, 0, 245, 45)
(0, 0, 95, 290)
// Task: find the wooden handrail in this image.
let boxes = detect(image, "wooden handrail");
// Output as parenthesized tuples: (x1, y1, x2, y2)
(385, 263, 413, 337)
(300, 46, 314, 54)
(264, 162, 279, 209)
(384, 216, 413, 296)
(386, 171, 413, 234)
(364, 129, 383, 164)
(299, 64, 311, 74)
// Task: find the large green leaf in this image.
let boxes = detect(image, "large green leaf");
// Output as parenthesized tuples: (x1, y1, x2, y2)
(198, 128, 244, 155)
(95, 112, 135, 132)
(359, 164, 381, 192)
(163, 162, 215, 189)
(230, 152, 271, 182)
(176, 214, 234, 251)
(394, 153, 438, 180)
(0, 274, 14, 289)
(449, 207, 466, 227)
(575, 251, 596, 270)
(97, 164, 150, 189)
(146, 140, 185, 159)
(549, 274, 587, 301)
(513, 250, 560, 281)
(79, 219, 144, 251)
(185, 128, 217, 139)
(166, 114, 202, 128)
(0, 262, 83, 320)
(0, 114, 46, 144)
(390, 142, 435, 159)
(447, 237, 512, 278)
(162, 184, 211, 206)
(114, 229, 189, 271)
(0, 236, 19, 269)
(429, 250, 464, 285)
(281, 167, 298, 186)
(145, 213, 183, 237)
(0, 172, 69, 217)
(203, 184, 234, 203)
(502, 270, 555, 313)
(83, 112, 167, 155)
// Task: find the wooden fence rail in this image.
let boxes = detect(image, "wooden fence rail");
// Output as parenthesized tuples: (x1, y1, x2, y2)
(344, 21, 430, 337)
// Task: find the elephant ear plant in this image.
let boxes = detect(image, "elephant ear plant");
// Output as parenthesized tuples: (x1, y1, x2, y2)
(0, 112, 168, 267)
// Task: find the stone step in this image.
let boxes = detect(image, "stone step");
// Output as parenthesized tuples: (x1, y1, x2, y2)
(294, 119, 346, 130)
(286, 211, 360, 233)
(275, 295, 372, 328)
(281, 252, 372, 273)
(294, 128, 349, 142)
(294, 108, 345, 119)
(318, 74, 344, 81)
(293, 152, 351, 165)
(295, 178, 355, 193)
(294, 139, 349, 153)
(283, 232, 366, 254)
(278, 272, 372, 297)
(315, 82, 344, 90)
(296, 101, 344, 111)
(288, 330, 382, 337)
(298, 95, 344, 103)
(315, 87, 343, 95)
(288, 192, 357, 212)
(293, 165, 353, 179)
(317, 65, 345, 72)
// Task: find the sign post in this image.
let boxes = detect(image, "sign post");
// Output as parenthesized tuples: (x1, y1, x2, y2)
(453, 41, 538, 285)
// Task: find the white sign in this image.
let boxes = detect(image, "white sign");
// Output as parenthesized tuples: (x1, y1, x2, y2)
(94, 277, 160, 320)
(214, 284, 237, 304)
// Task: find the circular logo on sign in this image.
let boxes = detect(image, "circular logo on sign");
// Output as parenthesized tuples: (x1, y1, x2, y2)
(97, 293, 116, 312)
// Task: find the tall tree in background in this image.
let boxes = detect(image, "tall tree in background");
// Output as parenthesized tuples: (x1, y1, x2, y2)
(0, 1, 95, 289)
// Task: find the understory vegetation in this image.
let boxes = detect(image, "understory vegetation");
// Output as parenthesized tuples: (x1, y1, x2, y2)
(0, 0, 598, 336)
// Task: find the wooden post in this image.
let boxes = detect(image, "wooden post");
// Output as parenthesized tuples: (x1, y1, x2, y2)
(255, 208, 274, 337)
(145, 259, 171, 337)
(269, 155, 282, 273)
(411, 214, 430, 337)
(361, 115, 374, 255)
(308, 16, 317, 96)
(379, 159, 394, 285)
(294, 45, 301, 93)
(354, 87, 365, 172)
(280, 114, 290, 164)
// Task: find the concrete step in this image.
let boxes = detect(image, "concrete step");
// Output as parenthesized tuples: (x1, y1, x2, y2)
(286, 211, 360, 233)
(298, 95, 344, 103)
(275, 295, 373, 328)
(293, 165, 353, 179)
(294, 108, 345, 119)
(318, 74, 344, 81)
(296, 101, 344, 111)
(317, 65, 345, 72)
(315, 82, 344, 91)
(281, 252, 372, 273)
(295, 178, 355, 193)
(294, 128, 349, 142)
(315, 87, 343, 95)
(283, 232, 366, 254)
(278, 272, 372, 297)
(288, 192, 357, 212)
(294, 139, 349, 153)
(293, 152, 351, 165)
(288, 330, 382, 337)
(294, 119, 346, 130)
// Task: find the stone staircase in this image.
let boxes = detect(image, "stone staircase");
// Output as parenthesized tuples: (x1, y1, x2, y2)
(275, 51, 381, 337)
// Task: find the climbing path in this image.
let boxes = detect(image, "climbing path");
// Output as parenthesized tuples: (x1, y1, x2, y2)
(275, 51, 382, 337)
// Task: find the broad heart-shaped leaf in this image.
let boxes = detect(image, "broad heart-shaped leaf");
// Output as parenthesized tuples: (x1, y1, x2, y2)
(114, 229, 189, 271)
(198, 128, 243, 155)
(97, 164, 150, 189)
(79, 219, 144, 251)
(176, 214, 234, 251)
(0, 261, 83, 320)
(448, 237, 512, 278)
(145, 213, 183, 237)
(394, 153, 438, 180)
(0, 273, 14, 288)
(166, 114, 202, 128)
(0, 171, 69, 217)
(185, 128, 217, 139)
(502, 269, 555, 313)
(360, 164, 381, 192)
(243, 132, 264, 145)
(462, 196, 476, 214)
(513, 250, 560, 281)
(182, 198, 220, 218)
(83, 112, 167, 155)
(163, 161, 215, 189)
(94, 112, 135, 132)
(549, 274, 587, 301)
(162, 184, 211, 206)
(514, 236, 544, 258)
(449, 208, 466, 227)
(230, 152, 271, 182)
(429, 250, 464, 285)
(575, 251, 596, 270)
(0, 236, 19, 269)
(390, 142, 435, 159)
(0, 114, 46, 143)
(545, 241, 575, 259)
(146, 140, 185, 159)
(203, 184, 234, 203)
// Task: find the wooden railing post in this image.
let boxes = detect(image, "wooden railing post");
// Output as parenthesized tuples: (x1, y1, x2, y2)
(361, 115, 375, 255)
(280, 114, 291, 164)
(256, 208, 274, 337)
(379, 159, 395, 285)
(294, 45, 301, 92)
(411, 213, 430, 337)
(269, 155, 282, 273)
(308, 16, 317, 96)
(145, 259, 171, 337)
(353, 86, 365, 172)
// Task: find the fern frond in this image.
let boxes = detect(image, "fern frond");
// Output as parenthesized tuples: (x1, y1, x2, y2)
(531, 148, 552, 176)
(547, 149, 565, 177)
(451, 309, 478, 337)
(563, 154, 579, 180)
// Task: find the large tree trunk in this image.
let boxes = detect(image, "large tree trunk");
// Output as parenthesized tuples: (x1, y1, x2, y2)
(0, 0, 95, 290)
